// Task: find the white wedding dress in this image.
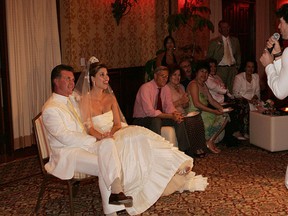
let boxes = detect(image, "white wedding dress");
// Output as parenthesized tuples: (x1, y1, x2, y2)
(91, 110, 208, 215)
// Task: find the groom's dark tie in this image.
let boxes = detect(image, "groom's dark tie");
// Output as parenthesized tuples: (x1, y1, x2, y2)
(157, 88, 163, 112)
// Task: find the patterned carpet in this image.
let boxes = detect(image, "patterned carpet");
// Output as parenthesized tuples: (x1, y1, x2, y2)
(1, 142, 288, 215)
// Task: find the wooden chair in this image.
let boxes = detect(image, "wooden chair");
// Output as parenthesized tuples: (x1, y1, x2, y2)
(32, 112, 95, 215)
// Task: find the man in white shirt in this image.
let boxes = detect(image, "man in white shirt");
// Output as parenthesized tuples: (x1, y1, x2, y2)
(260, 3, 288, 189)
(42, 64, 132, 215)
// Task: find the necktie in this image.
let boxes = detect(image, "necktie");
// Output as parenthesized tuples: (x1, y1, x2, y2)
(67, 98, 86, 133)
(224, 39, 233, 65)
(157, 88, 163, 112)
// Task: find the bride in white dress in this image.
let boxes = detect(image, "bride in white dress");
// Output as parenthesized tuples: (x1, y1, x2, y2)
(75, 58, 208, 215)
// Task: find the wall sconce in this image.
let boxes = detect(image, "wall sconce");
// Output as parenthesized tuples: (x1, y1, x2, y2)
(111, 0, 138, 25)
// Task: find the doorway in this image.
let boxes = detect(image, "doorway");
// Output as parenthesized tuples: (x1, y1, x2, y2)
(222, 0, 256, 70)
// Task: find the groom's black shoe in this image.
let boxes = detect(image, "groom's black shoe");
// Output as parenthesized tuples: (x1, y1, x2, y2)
(109, 192, 133, 206)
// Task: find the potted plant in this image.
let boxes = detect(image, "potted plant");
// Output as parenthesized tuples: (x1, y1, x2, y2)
(167, 1, 214, 57)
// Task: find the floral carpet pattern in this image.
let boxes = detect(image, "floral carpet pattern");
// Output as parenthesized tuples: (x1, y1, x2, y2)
(0, 142, 288, 215)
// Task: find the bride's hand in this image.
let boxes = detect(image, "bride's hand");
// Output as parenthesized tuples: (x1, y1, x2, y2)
(101, 132, 114, 140)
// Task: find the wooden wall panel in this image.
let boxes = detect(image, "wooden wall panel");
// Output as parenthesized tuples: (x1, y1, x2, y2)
(222, 0, 256, 68)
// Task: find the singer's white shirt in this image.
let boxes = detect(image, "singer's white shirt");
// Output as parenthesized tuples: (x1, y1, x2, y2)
(265, 47, 288, 189)
(265, 47, 288, 100)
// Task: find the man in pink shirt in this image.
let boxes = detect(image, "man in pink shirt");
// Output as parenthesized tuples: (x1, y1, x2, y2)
(133, 66, 193, 156)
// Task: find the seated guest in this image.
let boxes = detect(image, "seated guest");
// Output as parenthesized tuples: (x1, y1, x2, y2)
(179, 57, 194, 89)
(186, 60, 229, 154)
(167, 65, 189, 114)
(156, 36, 178, 67)
(206, 58, 243, 143)
(133, 66, 194, 156)
(233, 59, 261, 110)
(42, 64, 132, 216)
(206, 58, 232, 103)
(167, 65, 207, 157)
(233, 59, 261, 138)
(75, 58, 208, 215)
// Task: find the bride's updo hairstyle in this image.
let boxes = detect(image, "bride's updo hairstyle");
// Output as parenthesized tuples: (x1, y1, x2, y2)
(89, 62, 108, 88)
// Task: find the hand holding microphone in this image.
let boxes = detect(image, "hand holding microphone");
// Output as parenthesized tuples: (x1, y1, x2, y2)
(265, 32, 281, 54)
(260, 33, 282, 67)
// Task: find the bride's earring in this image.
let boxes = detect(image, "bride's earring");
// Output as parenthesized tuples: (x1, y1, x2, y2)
(91, 77, 96, 87)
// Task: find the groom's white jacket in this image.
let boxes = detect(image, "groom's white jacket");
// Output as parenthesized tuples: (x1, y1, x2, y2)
(42, 93, 125, 215)
(42, 93, 97, 179)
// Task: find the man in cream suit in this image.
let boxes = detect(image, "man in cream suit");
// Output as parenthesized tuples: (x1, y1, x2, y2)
(42, 64, 132, 216)
(207, 20, 241, 92)
(260, 4, 288, 189)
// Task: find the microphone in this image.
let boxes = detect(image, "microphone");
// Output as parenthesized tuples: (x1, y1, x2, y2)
(267, 32, 280, 53)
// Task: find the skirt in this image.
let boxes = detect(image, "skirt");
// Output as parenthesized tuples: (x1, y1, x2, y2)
(184, 112, 208, 153)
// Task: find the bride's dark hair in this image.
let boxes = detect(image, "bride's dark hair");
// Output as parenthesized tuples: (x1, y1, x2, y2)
(89, 62, 108, 87)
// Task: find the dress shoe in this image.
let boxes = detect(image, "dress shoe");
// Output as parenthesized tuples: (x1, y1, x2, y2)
(193, 152, 206, 158)
(109, 192, 133, 206)
(194, 149, 206, 158)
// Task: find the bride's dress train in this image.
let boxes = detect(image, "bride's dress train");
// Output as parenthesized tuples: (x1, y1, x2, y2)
(91, 111, 208, 215)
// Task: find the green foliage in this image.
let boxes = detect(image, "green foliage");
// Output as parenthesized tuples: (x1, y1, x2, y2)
(167, 4, 214, 57)
(167, 13, 188, 32)
(167, 5, 214, 33)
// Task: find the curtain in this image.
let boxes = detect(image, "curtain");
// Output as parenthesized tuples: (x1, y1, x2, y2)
(256, 0, 272, 81)
(6, 0, 61, 149)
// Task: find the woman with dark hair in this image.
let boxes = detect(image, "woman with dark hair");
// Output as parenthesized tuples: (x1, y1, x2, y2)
(179, 57, 194, 89)
(232, 59, 260, 138)
(233, 59, 260, 110)
(167, 65, 189, 114)
(75, 57, 208, 215)
(156, 36, 178, 67)
(167, 65, 207, 157)
(206, 58, 232, 103)
(186, 60, 229, 154)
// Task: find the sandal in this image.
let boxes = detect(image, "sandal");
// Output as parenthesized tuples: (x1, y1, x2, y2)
(206, 140, 221, 154)
(195, 149, 206, 158)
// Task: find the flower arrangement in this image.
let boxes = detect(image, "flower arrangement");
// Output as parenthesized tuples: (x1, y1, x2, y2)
(261, 99, 276, 115)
